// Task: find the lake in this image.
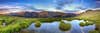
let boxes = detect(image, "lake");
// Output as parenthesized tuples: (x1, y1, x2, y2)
(21, 20, 95, 33)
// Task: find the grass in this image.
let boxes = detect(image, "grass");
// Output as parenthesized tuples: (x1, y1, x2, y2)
(59, 21, 71, 31)
(75, 10, 100, 33)
(89, 30, 99, 33)
(0, 10, 100, 33)
(34, 21, 41, 27)
(0, 15, 37, 33)
(0, 15, 71, 33)
(0, 19, 34, 33)
(79, 22, 86, 27)
(79, 21, 94, 27)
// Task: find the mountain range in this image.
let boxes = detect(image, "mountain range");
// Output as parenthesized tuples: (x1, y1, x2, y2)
(0, 8, 80, 18)
(0, 8, 99, 18)
(8, 11, 79, 18)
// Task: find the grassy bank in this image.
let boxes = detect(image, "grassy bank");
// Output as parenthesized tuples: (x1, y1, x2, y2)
(75, 10, 100, 33)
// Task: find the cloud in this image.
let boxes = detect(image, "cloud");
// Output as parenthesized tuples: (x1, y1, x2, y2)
(96, 0, 100, 3)
(0, 3, 42, 12)
(55, 0, 73, 10)
(0, 5, 24, 9)
(96, 0, 100, 8)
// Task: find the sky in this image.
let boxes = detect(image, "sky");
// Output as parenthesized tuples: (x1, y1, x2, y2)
(0, 0, 98, 12)
(96, 0, 100, 8)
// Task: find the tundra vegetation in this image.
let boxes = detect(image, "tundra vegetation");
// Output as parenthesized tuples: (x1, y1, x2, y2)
(89, 30, 99, 33)
(0, 10, 100, 33)
(59, 21, 71, 31)
(79, 21, 94, 27)
(76, 10, 100, 33)
(34, 21, 41, 27)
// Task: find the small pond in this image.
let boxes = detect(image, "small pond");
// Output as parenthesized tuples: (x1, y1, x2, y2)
(21, 20, 95, 33)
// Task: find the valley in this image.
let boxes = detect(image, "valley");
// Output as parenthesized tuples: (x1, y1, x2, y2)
(0, 9, 100, 33)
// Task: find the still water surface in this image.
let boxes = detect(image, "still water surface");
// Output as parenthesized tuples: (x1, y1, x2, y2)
(27, 20, 95, 33)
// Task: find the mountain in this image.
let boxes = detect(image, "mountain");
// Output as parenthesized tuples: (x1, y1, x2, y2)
(8, 11, 78, 18)
(0, 8, 80, 18)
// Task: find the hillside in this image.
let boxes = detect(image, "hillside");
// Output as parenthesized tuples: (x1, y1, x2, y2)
(7, 11, 78, 18)
(77, 10, 100, 20)
(0, 8, 79, 18)
(76, 9, 100, 32)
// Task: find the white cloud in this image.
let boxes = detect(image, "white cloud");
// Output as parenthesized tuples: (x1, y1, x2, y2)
(0, 5, 25, 13)
(0, 5, 24, 9)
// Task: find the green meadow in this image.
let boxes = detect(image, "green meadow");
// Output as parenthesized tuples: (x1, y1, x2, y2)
(0, 10, 100, 33)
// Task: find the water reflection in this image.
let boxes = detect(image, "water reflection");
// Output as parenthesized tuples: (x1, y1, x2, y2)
(27, 20, 95, 33)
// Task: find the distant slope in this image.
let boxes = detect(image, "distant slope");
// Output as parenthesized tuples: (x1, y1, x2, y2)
(0, 8, 79, 18)
(76, 9, 100, 31)
(76, 10, 100, 21)
(7, 11, 78, 18)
